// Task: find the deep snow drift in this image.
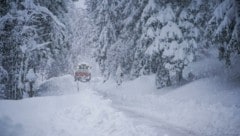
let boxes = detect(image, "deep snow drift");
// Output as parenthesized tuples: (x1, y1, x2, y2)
(0, 73, 240, 136)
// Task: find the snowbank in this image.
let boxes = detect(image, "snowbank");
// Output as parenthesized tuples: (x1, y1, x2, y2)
(37, 75, 78, 96)
(0, 76, 158, 136)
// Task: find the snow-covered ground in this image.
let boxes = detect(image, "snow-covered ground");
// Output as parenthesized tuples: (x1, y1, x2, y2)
(0, 76, 157, 136)
(95, 75, 240, 136)
(0, 73, 240, 136)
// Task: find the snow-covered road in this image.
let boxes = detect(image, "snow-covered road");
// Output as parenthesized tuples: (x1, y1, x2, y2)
(94, 75, 240, 136)
(0, 88, 158, 136)
(0, 75, 240, 136)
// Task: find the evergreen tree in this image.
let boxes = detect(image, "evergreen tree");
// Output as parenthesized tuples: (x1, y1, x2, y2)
(86, 0, 198, 88)
(86, 0, 126, 80)
(0, 0, 75, 99)
(208, 0, 240, 65)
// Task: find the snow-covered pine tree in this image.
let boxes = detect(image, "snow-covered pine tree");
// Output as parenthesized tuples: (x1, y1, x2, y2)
(87, 0, 239, 88)
(87, 0, 197, 88)
(208, 0, 240, 65)
(130, 0, 159, 78)
(0, 0, 75, 99)
(144, 3, 196, 88)
(108, 0, 148, 80)
(177, 0, 210, 79)
(35, 0, 74, 78)
(86, 0, 126, 81)
(0, 2, 26, 99)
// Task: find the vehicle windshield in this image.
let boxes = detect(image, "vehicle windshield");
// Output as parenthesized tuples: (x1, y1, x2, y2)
(78, 64, 90, 72)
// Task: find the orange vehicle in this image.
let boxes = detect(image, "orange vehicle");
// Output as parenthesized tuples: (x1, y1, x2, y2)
(74, 64, 91, 82)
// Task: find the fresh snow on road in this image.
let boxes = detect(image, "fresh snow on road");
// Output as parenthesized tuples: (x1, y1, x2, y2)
(94, 75, 240, 136)
(0, 75, 240, 136)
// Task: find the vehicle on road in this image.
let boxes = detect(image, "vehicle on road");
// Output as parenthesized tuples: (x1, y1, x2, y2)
(74, 64, 91, 82)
